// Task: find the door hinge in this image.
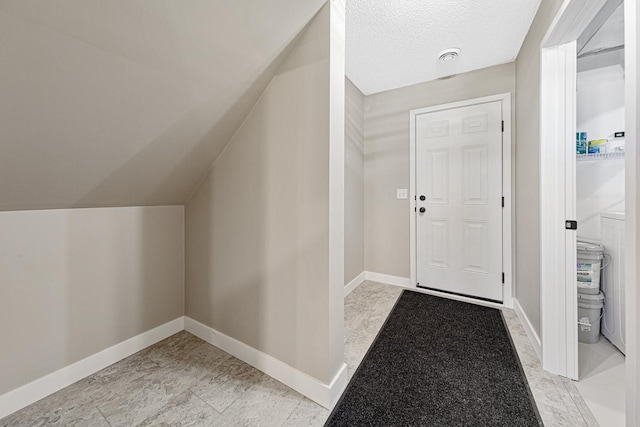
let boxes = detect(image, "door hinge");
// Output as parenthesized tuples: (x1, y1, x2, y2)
(502, 273, 505, 284)
(501, 121, 504, 132)
(501, 197, 504, 208)
(565, 220, 578, 230)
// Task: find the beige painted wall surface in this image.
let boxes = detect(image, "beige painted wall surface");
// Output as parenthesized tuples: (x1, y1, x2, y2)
(345, 78, 365, 284)
(0, 0, 324, 211)
(514, 0, 565, 337)
(185, 4, 339, 384)
(0, 206, 184, 395)
(363, 63, 516, 278)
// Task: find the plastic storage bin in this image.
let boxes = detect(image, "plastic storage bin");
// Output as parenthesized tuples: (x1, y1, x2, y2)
(577, 241, 605, 295)
(578, 292, 605, 344)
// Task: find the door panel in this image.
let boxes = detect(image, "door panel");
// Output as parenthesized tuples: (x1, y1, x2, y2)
(462, 221, 489, 274)
(415, 101, 503, 302)
(461, 113, 489, 134)
(426, 149, 449, 203)
(427, 219, 449, 268)
(462, 144, 489, 204)
(426, 119, 450, 138)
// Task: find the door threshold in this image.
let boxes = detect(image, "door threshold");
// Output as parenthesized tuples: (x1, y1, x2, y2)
(416, 284, 503, 305)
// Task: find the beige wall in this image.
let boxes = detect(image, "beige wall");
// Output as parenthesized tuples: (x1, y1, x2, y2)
(514, 0, 565, 337)
(185, 3, 343, 384)
(0, 1, 325, 211)
(363, 63, 516, 278)
(0, 206, 184, 395)
(345, 78, 365, 284)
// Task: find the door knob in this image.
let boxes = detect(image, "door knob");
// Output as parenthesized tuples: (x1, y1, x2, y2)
(420, 195, 426, 201)
(419, 207, 426, 213)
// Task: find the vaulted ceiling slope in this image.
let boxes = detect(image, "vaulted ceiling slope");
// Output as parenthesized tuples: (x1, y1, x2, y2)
(346, 0, 542, 95)
(0, 0, 325, 211)
(579, 1, 624, 57)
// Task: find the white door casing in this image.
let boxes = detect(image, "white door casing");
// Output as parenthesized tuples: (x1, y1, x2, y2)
(625, 0, 639, 423)
(540, 0, 609, 381)
(414, 101, 504, 302)
(540, 41, 579, 380)
(540, 6, 640, 424)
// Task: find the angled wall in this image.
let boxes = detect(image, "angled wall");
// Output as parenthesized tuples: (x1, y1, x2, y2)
(0, 0, 346, 413)
(0, 0, 324, 210)
(185, 1, 345, 404)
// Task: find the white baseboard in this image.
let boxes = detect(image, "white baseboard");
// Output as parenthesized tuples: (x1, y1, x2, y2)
(0, 317, 184, 420)
(184, 316, 347, 409)
(364, 271, 411, 287)
(513, 298, 542, 360)
(344, 272, 366, 297)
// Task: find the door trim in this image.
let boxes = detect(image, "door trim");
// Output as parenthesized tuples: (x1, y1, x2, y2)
(539, 0, 610, 382)
(540, 5, 640, 422)
(540, 41, 579, 380)
(409, 93, 513, 309)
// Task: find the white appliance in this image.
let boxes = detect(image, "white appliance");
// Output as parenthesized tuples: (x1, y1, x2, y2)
(601, 212, 626, 354)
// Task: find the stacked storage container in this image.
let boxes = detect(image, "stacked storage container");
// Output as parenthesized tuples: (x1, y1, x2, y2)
(577, 241, 606, 344)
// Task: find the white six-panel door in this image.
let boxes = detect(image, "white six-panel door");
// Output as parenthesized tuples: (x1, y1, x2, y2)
(415, 101, 503, 302)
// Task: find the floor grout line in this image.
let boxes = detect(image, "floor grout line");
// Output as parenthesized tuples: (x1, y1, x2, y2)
(189, 390, 223, 415)
(553, 376, 589, 425)
(561, 379, 596, 427)
(280, 402, 297, 427)
(95, 405, 112, 427)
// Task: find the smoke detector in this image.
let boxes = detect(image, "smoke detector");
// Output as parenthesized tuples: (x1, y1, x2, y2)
(438, 48, 461, 63)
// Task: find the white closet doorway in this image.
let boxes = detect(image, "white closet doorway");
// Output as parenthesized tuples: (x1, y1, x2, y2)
(540, 0, 640, 424)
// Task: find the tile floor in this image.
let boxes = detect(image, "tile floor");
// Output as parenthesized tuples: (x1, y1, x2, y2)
(576, 339, 626, 427)
(1, 281, 604, 426)
(501, 309, 600, 427)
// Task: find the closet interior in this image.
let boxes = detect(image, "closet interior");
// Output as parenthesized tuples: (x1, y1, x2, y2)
(574, 1, 626, 424)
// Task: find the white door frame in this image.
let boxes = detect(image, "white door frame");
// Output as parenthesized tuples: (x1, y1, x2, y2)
(625, 0, 639, 424)
(540, 39, 579, 380)
(540, 5, 640, 422)
(409, 93, 513, 308)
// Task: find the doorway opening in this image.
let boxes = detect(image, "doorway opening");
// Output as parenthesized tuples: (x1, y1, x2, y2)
(540, 0, 634, 425)
(575, 0, 626, 426)
(574, 3, 626, 423)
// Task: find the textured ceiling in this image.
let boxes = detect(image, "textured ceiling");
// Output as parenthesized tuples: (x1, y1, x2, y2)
(0, 0, 325, 210)
(345, 0, 542, 95)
